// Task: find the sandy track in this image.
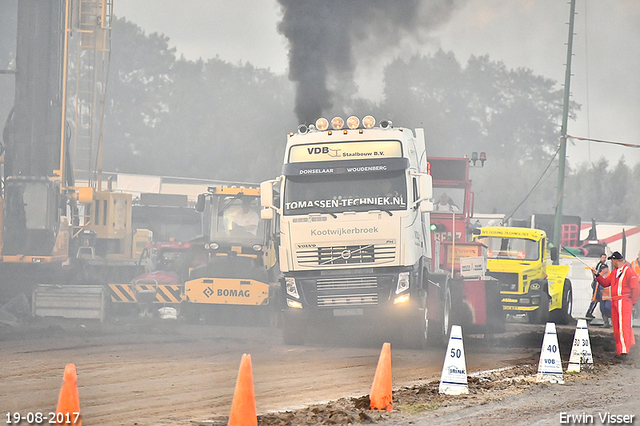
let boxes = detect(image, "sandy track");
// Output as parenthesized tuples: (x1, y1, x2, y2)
(1, 320, 545, 425)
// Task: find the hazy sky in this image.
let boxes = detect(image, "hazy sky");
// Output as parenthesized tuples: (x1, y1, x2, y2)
(116, 0, 639, 168)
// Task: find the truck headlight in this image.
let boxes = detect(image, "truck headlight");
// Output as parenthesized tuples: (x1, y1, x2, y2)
(394, 294, 410, 304)
(519, 298, 530, 305)
(396, 272, 410, 294)
(285, 277, 299, 299)
(287, 299, 303, 309)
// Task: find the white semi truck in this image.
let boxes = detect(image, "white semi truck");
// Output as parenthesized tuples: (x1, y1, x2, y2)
(260, 116, 502, 347)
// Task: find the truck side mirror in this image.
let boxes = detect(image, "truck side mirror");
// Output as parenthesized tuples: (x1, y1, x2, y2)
(261, 208, 274, 220)
(420, 200, 433, 212)
(260, 180, 274, 209)
(419, 174, 433, 200)
(550, 246, 558, 262)
(418, 174, 433, 212)
(195, 194, 205, 212)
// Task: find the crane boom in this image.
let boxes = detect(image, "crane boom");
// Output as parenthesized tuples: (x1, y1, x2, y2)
(1, 0, 114, 261)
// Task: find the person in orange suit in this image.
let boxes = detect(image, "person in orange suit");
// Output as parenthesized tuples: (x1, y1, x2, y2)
(631, 250, 640, 278)
(593, 251, 639, 360)
(598, 265, 612, 327)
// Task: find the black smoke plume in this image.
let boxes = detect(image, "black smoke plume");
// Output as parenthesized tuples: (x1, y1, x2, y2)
(277, 0, 465, 124)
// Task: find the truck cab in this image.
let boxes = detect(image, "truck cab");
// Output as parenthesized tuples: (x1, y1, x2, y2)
(474, 227, 573, 324)
(260, 116, 469, 347)
(428, 157, 474, 246)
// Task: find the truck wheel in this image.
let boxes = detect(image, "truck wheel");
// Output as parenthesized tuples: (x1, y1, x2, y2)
(427, 285, 452, 347)
(442, 285, 452, 338)
(282, 319, 305, 345)
(402, 308, 428, 350)
(181, 302, 200, 324)
(527, 289, 550, 324)
(268, 308, 282, 329)
(550, 280, 573, 325)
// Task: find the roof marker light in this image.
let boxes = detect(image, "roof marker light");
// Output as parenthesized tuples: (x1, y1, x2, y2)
(331, 116, 344, 130)
(315, 117, 329, 131)
(346, 116, 360, 129)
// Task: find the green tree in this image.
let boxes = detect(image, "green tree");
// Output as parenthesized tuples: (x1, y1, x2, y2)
(564, 158, 610, 221)
(103, 17, 296, 182)
(99, 18, 637, 229)
(564, 157, 640, 224)
(380, 51, 577, 218)
(103, 17, 177, 174)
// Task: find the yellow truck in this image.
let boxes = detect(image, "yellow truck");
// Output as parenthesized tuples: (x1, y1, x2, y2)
(474, 227, 573, 324)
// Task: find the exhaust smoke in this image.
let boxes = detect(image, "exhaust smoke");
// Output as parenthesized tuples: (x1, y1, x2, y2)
(276, 0, 465, 123)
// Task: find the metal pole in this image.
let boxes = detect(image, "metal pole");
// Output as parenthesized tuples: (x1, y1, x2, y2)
(59, 0, 71, 189)
(451, 211, 455, 277)
(553, 0, 577, 264)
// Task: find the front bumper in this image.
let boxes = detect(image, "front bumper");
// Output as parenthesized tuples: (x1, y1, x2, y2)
(281, 266, 422, 324)
(500, 292, 543, 312)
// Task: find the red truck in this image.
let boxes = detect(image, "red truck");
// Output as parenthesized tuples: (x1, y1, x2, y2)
(427, 156, 503, 335)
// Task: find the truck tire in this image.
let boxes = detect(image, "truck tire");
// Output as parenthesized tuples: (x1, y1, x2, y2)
(282, 319, 305, 345)
(527, 288, 550, 324)
(181, 302, 200, 324)
(402, 307, 428, 350)
(442, 285, 453, 339)
(550, 280, 573, 325)
(427, 284, 452, 347)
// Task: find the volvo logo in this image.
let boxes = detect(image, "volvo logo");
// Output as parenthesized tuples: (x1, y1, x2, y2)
(341, 249, 352, 260)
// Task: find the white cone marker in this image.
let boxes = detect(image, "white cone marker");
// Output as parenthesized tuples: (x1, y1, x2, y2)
(536, 322, 564, 384)
(567, 319, 593, 373)
(439, 325, 469, 395)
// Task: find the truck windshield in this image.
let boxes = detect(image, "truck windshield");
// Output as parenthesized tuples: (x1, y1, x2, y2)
(209, 196, 264, 244)
(477, 237, 540, 261)
(283, 170, 407, 216)
(432, 186, 465, 214)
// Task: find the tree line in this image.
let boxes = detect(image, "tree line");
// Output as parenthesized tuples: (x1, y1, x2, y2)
(0, 13, 637, 224)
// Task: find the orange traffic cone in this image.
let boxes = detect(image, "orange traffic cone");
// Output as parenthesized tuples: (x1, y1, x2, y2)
(55, 364, 82, 426)
(369, 342, 392, 411)
(228, 353, 257, 426)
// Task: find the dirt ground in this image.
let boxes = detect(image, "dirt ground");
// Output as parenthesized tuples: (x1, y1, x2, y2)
(253, 336, 639, 426)
(1, 317, 638, 426)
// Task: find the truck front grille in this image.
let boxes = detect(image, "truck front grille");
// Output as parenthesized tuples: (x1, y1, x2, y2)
(316, 276, 378, 291)
(297, 244, 395, 266)
(317, 293, 379, 307)
(487, 271, 519, 292)
(315, 276, 378, 308)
